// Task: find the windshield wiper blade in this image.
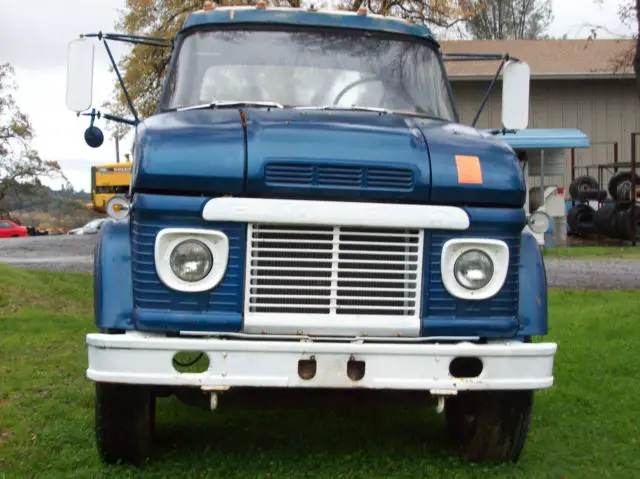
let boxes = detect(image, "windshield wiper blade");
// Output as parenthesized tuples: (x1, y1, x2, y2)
(295, 105, 447, 121)
(178, 100, 285, 112)
(294, 105, 391, 114)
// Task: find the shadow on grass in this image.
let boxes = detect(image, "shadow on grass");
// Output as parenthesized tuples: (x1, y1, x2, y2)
(142, 395, 479, 477)
(154, 397, 450, 455)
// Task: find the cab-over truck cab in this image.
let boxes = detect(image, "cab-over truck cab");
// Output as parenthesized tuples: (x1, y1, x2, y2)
(66, 3, 555, 467)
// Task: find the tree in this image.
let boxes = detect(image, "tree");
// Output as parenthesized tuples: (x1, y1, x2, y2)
(590, 1, 640, 99)
(635, 0, 640, 97)
(0, 63, 67, 216)
(465, 0, 553, 40)
(618, 0, 640, 97)
(103, 0, 480, 138)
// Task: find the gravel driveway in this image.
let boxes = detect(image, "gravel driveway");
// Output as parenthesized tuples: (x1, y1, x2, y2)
(0, 235, 95, 273)
(543, 257, 640, 290)
(1, 235, 639, 290)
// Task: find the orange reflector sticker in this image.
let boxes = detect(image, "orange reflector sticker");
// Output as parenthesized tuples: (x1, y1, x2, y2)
(455, 155, 483, 184)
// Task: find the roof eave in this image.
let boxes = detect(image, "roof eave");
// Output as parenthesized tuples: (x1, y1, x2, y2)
(448, 72, 636, 81)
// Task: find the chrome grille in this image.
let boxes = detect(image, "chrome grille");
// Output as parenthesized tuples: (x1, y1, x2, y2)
(244, 224, 424, 318)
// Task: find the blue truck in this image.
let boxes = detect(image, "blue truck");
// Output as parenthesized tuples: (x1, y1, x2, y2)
(65, 3, 556, 466)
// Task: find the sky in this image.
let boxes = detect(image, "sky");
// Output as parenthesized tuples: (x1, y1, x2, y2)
(1, 0, 635, 192)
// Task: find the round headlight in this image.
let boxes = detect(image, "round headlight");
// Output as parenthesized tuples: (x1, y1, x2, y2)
(528, 210, 551, 234)
(453, 249, 494, 290)
(169, 239, 213, 282)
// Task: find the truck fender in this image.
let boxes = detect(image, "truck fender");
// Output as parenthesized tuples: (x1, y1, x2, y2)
(94, 218, 134, 331)
(517, 231, 548, 337)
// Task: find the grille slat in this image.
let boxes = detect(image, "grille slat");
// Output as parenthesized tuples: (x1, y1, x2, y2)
(264, 163, 414, 191)
(252, 266, 417, 275)
(245, 224, 424, 317)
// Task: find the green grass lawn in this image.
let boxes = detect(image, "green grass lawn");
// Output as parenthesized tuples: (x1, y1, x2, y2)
(1, 265, 639, 478)
(543, 245, 640, 259)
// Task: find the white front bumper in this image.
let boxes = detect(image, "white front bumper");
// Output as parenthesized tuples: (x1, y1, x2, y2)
(86, 332, 557, 393)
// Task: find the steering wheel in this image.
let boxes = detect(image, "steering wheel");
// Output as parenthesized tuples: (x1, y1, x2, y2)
(331, 75, 431, 117)
(332, 76, 383, 105)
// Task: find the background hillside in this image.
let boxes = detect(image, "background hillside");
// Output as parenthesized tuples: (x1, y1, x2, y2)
(2, 183, 103, 232)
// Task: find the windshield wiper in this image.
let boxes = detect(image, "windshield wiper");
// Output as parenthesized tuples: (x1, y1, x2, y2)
(294, 105, 391, 114)
(175, 102, 438, 120)
(177, 100, 285, 112)
(296, 105, 447, 122)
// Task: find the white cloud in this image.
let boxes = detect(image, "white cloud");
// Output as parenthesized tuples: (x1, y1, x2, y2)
(549, 0, 633, 38)
(3, 0, 633, 192)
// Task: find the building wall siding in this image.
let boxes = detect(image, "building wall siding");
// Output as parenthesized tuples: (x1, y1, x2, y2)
(450, 78, 640, 196)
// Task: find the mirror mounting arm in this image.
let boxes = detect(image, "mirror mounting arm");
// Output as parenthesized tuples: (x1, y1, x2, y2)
(101, 113, 138, 126)
(78, 31, 173, 124)
(79, 109, 138, 127)
(101, 38, 139, 123)
(67, 31, 172, 149)
(471, 54, 509, 128)
(444, 52, 524, 129)
(81, 32, 173, 48)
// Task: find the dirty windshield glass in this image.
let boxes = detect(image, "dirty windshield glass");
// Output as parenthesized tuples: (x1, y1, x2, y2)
(163, 28, 457, 121)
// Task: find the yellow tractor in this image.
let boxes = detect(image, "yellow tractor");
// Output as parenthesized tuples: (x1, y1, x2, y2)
(90, 156, 132, 214)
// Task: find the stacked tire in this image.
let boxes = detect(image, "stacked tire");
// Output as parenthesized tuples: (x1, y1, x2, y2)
(602, 205, 640, 241)
(567, 175, 604, 237)
(606, 171, 639, 241)
(594, 203, 616, 236)
(569, 175, 607, 204)
(608, 171, 635, 203)
(577, 171, 640, 241)
(567, 173, 640, 241)
(567, 203, 597, 237)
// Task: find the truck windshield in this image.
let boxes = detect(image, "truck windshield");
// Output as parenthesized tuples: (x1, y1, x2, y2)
(163, 28, 457, 121)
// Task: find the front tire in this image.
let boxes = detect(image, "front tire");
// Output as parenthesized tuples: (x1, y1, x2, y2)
(445, 390, 534, 463)
(95, 382, 156, 465)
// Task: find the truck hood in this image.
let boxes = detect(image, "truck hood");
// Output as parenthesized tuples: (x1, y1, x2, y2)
(243, 109, 431, 202)
(131, 109, 246, 195)
(244, 109, 525, 206)
(132, 108, 525, 207)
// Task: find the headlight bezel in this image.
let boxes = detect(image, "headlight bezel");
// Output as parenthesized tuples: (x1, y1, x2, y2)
(441, 239, 510, 301)
(154, 228, 230, 292)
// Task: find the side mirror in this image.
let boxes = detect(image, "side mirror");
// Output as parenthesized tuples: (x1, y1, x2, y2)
(501, 60, 530, 131)
(84, 125, 104, 148)
(66, 38, 95, 113)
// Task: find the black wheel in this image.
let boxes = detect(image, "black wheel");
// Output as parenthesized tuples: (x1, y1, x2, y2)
(95, 382, 156, 465)
(627, 207, 640, 240)
(606, 205, 632, 240)
(567, 204, 596, 236)
(608, 171, 634, 202)
(445, 389, 534, 463)
(595, 203, 617, 235)
(569, 175, 599, 201)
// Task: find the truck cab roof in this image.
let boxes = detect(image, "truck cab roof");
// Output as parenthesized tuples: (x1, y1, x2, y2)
(181, 5, 438, 44)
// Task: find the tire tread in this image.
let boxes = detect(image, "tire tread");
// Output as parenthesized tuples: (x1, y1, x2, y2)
(95, 382, 155, 465)
(445, 389, 534, 463)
